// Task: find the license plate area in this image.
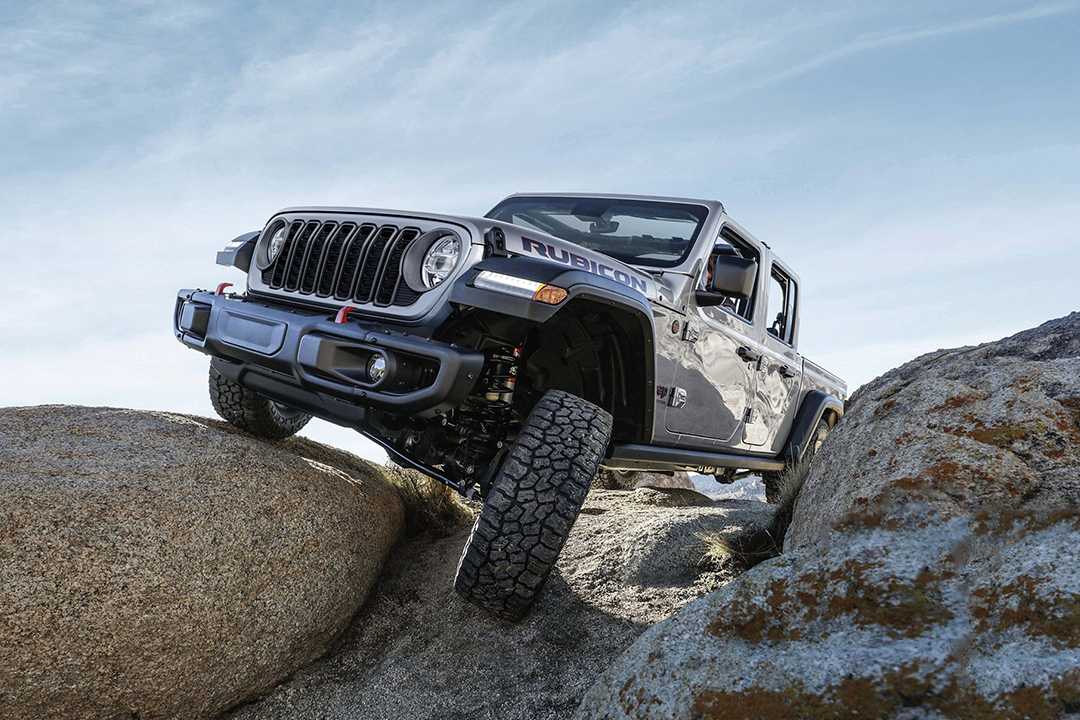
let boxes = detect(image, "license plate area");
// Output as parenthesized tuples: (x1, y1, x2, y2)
(218, 309, 287, 355)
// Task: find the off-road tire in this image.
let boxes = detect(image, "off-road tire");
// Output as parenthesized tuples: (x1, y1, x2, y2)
(454, 389, 613, 621)
(762, 418, 829, 504)
(208, 365, 312, 440)
(592, 469, 641, 490)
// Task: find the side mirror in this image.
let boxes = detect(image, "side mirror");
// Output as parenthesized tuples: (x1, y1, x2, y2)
(708, 255, 757, 299)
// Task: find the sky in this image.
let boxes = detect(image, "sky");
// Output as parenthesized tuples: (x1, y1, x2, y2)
(1, 0, 1078, 464)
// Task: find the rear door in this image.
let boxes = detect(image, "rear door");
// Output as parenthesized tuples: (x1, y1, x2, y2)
(743, 262, 803, 450)
(665, 228, 762, 447)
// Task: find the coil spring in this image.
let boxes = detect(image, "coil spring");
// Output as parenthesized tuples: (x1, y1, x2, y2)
(484, 348, 519, 397)
(455, 347, 521, 470)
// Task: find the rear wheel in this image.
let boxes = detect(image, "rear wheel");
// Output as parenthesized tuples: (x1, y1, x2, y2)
(762, 418, 829, 504)
(208, 365, 312, 439)
(592, 469, 641, 490)
(454, 389, 613, 621)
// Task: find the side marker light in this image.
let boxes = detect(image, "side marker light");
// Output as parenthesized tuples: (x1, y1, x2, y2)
(532, 285, 568, 305)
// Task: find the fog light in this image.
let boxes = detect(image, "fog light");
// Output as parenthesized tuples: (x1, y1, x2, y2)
(367, 355, 387, 383)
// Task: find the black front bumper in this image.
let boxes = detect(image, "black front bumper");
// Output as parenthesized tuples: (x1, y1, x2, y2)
(174, 289, 484, 421)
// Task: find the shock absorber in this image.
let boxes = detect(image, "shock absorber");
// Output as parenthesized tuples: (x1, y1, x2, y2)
(449, 347, 521, 485)
(482, 346, 520, 408)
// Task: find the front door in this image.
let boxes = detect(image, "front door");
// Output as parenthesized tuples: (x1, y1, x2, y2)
(664, 310, 757, 445)
(664, 231, 763, 448)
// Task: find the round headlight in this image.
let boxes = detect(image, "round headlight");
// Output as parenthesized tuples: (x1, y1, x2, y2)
(256, 222, 289, 271)
(421, 234, 461, 289)
(267, 225, 288, 265)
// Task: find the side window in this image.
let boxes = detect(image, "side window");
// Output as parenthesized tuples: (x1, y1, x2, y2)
(703, 230, 759, 322)
(766, 265, 797, 344)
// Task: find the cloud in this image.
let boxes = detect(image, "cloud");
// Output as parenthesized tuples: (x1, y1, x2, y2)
(1, 0, 1077, 426)
(753, 2, 1080, 90)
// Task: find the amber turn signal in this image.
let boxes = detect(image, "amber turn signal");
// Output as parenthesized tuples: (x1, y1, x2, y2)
(532, 285, 568, 305)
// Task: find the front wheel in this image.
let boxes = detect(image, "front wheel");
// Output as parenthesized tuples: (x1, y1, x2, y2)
(762, 418, 830, 504)
(454, 389, 613, 621)
(208, 365, 312, 440)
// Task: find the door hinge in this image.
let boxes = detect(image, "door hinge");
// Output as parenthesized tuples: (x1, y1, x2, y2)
(669, 387, 687, 408)
(743, 407, 759, 424)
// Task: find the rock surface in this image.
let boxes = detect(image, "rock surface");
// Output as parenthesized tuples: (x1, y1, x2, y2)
(788, 311, 1080, 551)
(691, 472, 767, 502)
(224, 488, 774, 720)
(577, 313, 1080, 719)
(636, 471, 696, 490)
(577, 505, 1080, 719)
(0, 406, 404, 720)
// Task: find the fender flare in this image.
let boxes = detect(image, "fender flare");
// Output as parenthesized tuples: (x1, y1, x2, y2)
(449, 255, 658, 440)
(780, 389, 845, 463)
(215, 231, 260, 273)
(449, 256, 655, 324)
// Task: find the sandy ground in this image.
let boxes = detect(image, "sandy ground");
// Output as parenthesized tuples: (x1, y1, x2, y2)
(224, 487, 774, 720)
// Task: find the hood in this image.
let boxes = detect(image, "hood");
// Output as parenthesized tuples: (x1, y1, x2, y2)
(485, 221, 663, 304)
(273, 206, 671, 306)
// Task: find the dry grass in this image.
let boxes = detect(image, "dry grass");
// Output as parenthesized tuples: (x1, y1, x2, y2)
(698, 454, 814, 570)
(381, 463, 477, 538)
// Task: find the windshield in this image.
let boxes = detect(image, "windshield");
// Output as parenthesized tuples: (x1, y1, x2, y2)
(486, 196, 709, 268)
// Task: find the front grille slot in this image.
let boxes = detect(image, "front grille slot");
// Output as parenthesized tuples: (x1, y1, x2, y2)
(261, 218, 428, 308)
(355, 226, 398, 304)
(283, 221, 320, 292)
(266, 221, 304, 288)
(315, 223, 357, 297)
(299, 222, 338, 294)
(334, 224, 378, 300)
(376, 228, 421, 306)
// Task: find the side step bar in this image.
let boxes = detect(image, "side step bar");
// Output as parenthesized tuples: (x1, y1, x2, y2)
(602, 443, 785, 474)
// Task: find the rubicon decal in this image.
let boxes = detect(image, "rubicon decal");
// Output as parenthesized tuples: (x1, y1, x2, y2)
(520, 237, 649, 295)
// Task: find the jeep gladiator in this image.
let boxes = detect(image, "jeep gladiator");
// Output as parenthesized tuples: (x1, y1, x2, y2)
(174, 193, 846, 619)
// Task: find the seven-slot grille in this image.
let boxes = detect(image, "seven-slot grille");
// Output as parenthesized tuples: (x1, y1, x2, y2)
(261, 219, 424, 307)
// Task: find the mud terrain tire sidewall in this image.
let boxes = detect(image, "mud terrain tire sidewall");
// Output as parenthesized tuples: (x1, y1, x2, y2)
(454, 389, 613, 621)
(208, 365, 312, 440)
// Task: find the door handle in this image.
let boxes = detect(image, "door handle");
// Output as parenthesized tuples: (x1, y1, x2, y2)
(736, 346, 761, 363)
(778, 364, 797, 379)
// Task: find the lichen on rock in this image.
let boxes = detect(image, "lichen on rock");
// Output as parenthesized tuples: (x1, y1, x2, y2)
(576, 313, 1080, 720)
(577, 505, 1080, 720)
(788, 312, 1080, 550)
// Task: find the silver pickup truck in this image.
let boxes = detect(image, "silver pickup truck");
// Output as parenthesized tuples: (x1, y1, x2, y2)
(174, 193, 846, 619)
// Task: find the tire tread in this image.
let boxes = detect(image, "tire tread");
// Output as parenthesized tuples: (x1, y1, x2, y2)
(454, 389, 613, 621)
(208, 366, 311, 440)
